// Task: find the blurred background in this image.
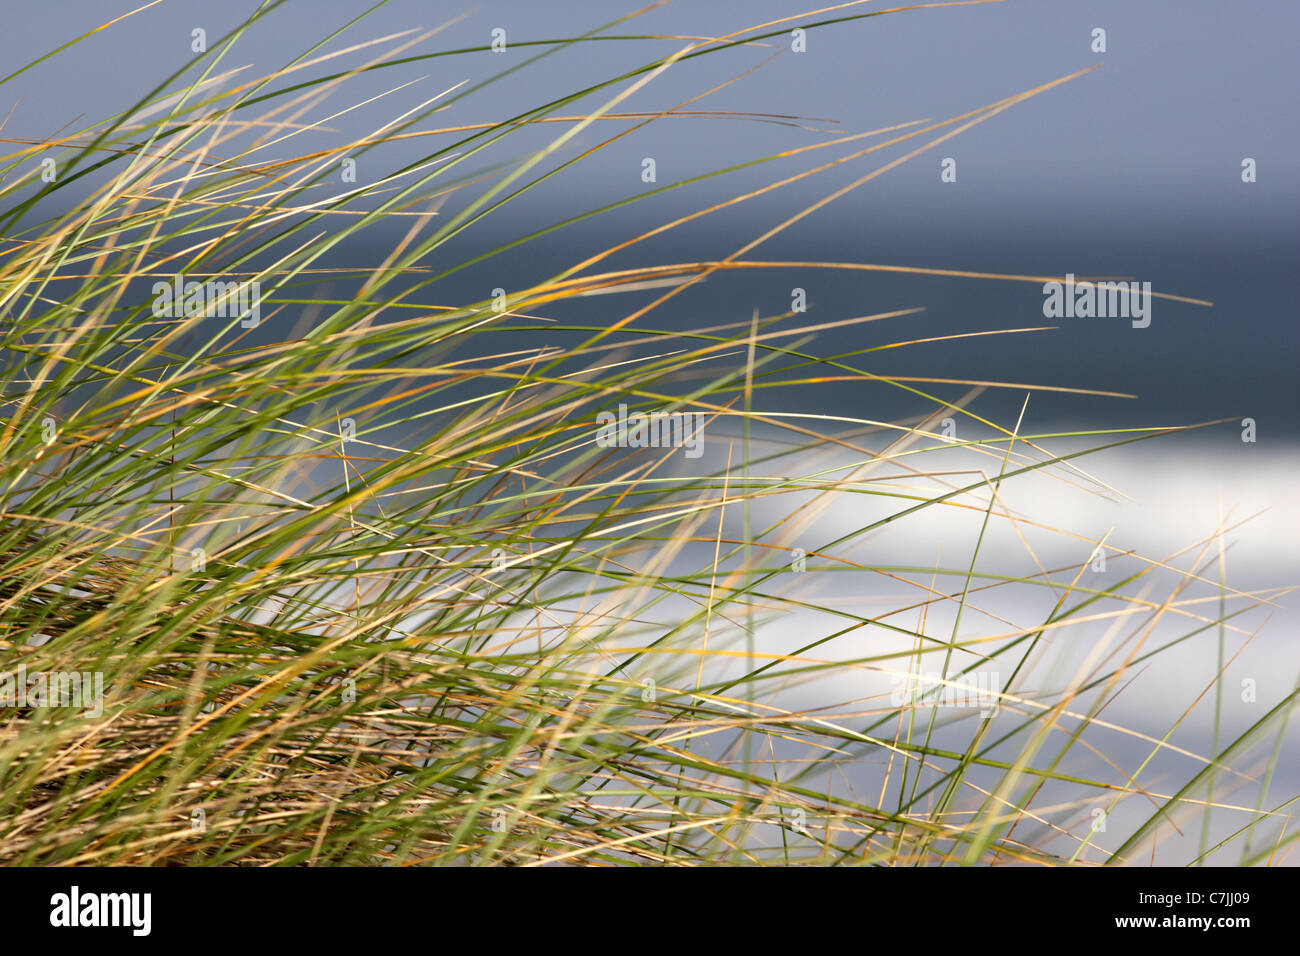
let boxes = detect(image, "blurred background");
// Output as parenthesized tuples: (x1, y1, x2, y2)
(4, 0, 1295, 429)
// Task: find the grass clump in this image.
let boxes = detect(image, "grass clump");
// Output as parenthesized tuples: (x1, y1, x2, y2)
(0, 1, 1294, 866)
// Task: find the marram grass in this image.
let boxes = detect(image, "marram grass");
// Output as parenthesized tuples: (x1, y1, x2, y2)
(0, 1, 1294, 866)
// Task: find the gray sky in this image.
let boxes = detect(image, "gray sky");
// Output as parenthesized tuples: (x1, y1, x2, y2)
(4, 0, 1296, 229)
